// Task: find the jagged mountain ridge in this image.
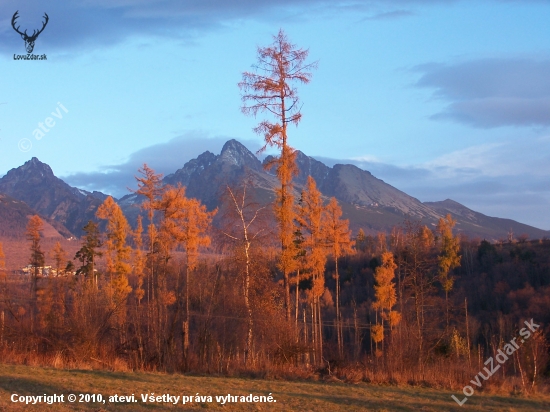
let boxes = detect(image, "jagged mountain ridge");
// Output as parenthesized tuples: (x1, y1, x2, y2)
(125, 139, 548, 239)
(1, 141, 548, 241)
(119, 139, 279, 213)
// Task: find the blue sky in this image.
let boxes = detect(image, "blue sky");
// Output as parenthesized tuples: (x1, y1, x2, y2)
(0, 0, 549, 230)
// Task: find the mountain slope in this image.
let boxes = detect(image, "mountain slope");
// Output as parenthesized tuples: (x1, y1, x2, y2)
(0, 158, 105, 236)
(424, 199, 549, 240)
(271, 151, 440, 219)
(0, 192, 71, 239)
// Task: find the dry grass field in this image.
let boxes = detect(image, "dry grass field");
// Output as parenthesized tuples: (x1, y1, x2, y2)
(0, 363, 549, 411)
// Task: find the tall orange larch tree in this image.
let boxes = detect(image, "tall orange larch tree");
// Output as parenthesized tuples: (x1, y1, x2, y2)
(159, 184, 215, 369)
(51, 241, 67, 277)
(134, 164, 163, 302)
(437, 214, 461, 328)
(96, 196, 132, 319)
(297, 176, 326, 364)
(372, 251, 400, 351)
(239, 29, 317, 320)
(324, 197, 355, 357)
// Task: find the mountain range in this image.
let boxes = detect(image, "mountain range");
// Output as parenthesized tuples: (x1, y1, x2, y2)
(0, 139, 548, 241)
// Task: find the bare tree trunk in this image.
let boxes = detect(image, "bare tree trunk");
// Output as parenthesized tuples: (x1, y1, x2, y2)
(415, 286, 423, 374)
(531, 336, 539, 391)
(303, 306, 309, 366)
(335, 258, 342, 358)
(295, 269, 300, 333)
(183, 264, 190, 370)
(183, 320, 189, 369)
(223, 184, 264, 365)
(353, 301, 360, 361)
(318, 296, 323, 363)
(515, 350, 527, 393)
(284, 267, 291, 321)
(244, 243, 253, 365)
(311, 302, 316, 365)
(465, 297, 471, 368)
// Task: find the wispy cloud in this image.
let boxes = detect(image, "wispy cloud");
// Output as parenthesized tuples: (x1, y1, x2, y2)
(362, 10, 414, 21)
(424, 143, 505, 177)
(414, 58, 550, 128)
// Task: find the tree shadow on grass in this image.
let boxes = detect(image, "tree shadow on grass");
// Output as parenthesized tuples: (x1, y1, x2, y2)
(0, 376, 84, 411)
(62, 369, 155, 384)
(262, 387, 550, 412)
(0, 376, 70, 397)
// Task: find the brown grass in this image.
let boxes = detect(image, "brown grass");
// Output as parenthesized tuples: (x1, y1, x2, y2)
(0, 363, 550, 411)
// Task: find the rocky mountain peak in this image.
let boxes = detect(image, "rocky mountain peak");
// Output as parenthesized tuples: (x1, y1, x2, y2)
(163, 151, 217, 187)
(0, 158, 104, 236)
(219, 139, 261, 170)
(6, 157, 54, 182)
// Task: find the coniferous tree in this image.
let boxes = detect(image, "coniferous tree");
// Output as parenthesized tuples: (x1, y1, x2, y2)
(134, 164, 163, 302)
(292, 225, 307, 329)
(396, 221, 437, 369)
(26, 215, 45, 298)
(355, 229, 367, 252)
(324, 197, 354, 357)
(239, 29, 317, 320)
(65, 260, 75, 274)
(51, 241, 67, 277)
(372, 252, 400, 343)
(437, 214, 461, 328)
(158, 184, 215, 369)
(297, 176, 327, 363)
(75, 221, 103, 286)
(96, 196, 132, 314)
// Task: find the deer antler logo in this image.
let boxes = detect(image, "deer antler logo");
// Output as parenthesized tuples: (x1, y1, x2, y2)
(11, 11, 49, 54)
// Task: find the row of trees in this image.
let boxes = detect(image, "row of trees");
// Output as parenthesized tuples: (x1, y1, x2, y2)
(2, 203, 547, 386)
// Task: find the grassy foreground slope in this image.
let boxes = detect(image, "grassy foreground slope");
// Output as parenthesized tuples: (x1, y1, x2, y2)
(0, 364, 549, 411)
